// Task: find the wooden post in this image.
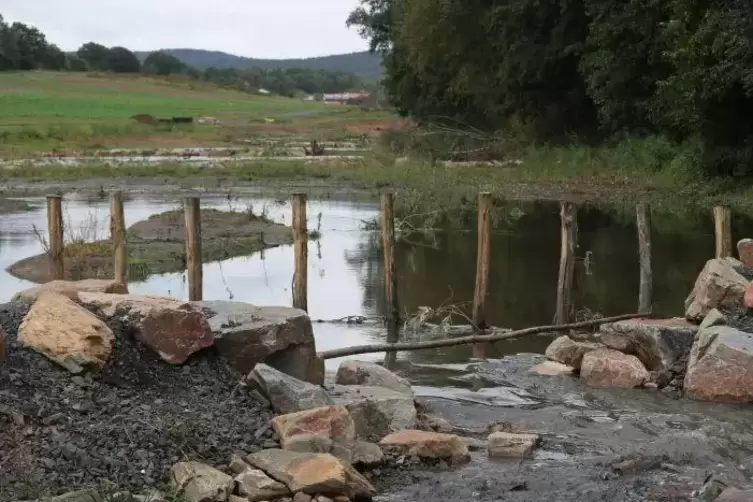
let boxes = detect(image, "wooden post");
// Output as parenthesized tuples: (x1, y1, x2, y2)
(713, 205, 733, 258)
(381, 192, 400, 327)
(636, 203, 653, 314)
(292, 193, 308, 311)
(472, 192, 492, 330)
(555, 202, 577, 325)
(46, 195, 64, 280)
(109, 191, 127, 285)
(183, 197, 203, 301)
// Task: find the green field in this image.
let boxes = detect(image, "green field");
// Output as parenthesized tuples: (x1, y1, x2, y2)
(0, 71, 395, 156)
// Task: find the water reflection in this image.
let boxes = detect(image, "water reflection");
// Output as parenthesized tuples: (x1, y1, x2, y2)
(0, 195, 749, 373)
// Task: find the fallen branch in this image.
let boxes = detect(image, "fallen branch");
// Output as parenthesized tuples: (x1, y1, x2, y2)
(318, 313, 650, 360)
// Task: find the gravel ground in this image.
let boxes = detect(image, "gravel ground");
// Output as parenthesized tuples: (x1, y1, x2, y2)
(0, 301, 277, 501)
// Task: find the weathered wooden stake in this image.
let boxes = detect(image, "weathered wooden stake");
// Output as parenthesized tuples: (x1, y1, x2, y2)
(713, 205, 733, 258)
(292, 193, 308, 311)
(381, 192, 400, 328)
(472, 192, 492, 330)
(46, 195, 64, 280)
(636, 203, 653, 314)
(109, 191, 127, 285)
(183, 197, 203, 301)
(555, 202, 578, 325)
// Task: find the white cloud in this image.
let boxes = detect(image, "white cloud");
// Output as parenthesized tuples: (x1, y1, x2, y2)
(2, 0, 367, 59)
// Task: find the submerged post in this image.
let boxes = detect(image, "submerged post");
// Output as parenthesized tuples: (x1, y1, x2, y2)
(46, 195, 64, 280)
(292, 192, 308, 311)
(381, 192, 400, 328)
(110, 191, 127, 286)
(555, 202, 577, 325)
(184, 197, 202, 301)
(636, 203, 653, 314)
(713, 205, 733, 258)
(472, 192, 492, 330)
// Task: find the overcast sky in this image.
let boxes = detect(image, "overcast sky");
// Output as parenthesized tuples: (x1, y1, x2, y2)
(2, 0, 368, 59)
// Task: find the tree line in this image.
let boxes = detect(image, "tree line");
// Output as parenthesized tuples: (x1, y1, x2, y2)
(0, 15, 364, 96)
(348, 0, 753, 176)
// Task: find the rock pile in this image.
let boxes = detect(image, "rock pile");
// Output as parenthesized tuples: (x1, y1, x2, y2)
(538, 253, 753, 404)
(4, 280, 528, 502)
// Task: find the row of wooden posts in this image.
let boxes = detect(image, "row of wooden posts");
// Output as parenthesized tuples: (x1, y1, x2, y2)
(44, 193, 735, 330)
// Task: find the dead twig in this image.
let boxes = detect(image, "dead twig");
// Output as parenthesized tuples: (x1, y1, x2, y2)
(317, 312, 650, 360)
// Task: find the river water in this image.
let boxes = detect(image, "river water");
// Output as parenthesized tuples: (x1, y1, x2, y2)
(1, 194, 751, 374)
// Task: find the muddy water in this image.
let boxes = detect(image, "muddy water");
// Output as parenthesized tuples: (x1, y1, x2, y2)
(2, 195, 753, 376)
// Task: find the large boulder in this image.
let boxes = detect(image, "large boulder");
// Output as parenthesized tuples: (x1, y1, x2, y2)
(169, 461, 234, 502)
(197, 301, 323, 385)
(78, 293, 213, 364)
(379, 430, 470, 465)
(12, 279, 127, 303)
(600, 318, 697, 385)
(328, 384, 417, 441)
(335, 360, 412, 395)
(246, 363, 333, 414)
(245, 450, 376, 500)
(545, 336, 601, 370)
(17, 292, 114, 374)
(580, 349, 650, 389)
(685, 258, 751, 322)
(684, 325, 753, 402)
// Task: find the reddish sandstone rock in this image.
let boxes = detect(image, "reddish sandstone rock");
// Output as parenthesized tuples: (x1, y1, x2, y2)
(744, 283, 753, 309)
(580, 349, 650, 389)
(272, 406, 356, 448)
(78, 293, 213, 364)
(685, 258, 750, 322)
(380, 430, 470, 465)
(738, 238, 753, 268)
(545, 336, 601, 370)
(684, 325, 753, 402)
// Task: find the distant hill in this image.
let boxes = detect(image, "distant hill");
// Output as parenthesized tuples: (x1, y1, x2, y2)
(134, 49, 383, 80)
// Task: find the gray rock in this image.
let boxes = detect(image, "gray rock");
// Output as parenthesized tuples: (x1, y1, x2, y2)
(328, 384, 417, 441)
(235, 468, 291, 501)
(599, 318, 697, 385)
(684, 325, 753, 402)
(246, 363, 333, 414)
(335, 360, 412, 395)
(544, 336, 601, 369)
(716, 487, 753, 501)
(197, 301, 323, 385)
(169, 461, 235, 502)
(700, 308, 728, 330)
(685, 258, 751, 322)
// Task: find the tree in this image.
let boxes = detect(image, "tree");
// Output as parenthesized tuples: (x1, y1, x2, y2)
(77, 42, 110, 71)
(66, 54, 89, 72)
(142, 50, 187, 76)
(106, 46, 140, 73)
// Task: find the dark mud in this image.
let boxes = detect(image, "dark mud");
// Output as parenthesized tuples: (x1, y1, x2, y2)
(0, 301, 277, 501)
(6, 207, 293, 284)
(375, 355, 753, 502)
(0, 197, 32, 214)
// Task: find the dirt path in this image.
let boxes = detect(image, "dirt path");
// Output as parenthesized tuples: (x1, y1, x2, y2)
(6, 208, 293, 283)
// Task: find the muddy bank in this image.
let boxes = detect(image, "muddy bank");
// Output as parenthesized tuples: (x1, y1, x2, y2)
(0, 197, 32, 214)
(373, 355, 753, 501)
(6, 208, 293, 283)
(0, 301, 277, 501)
